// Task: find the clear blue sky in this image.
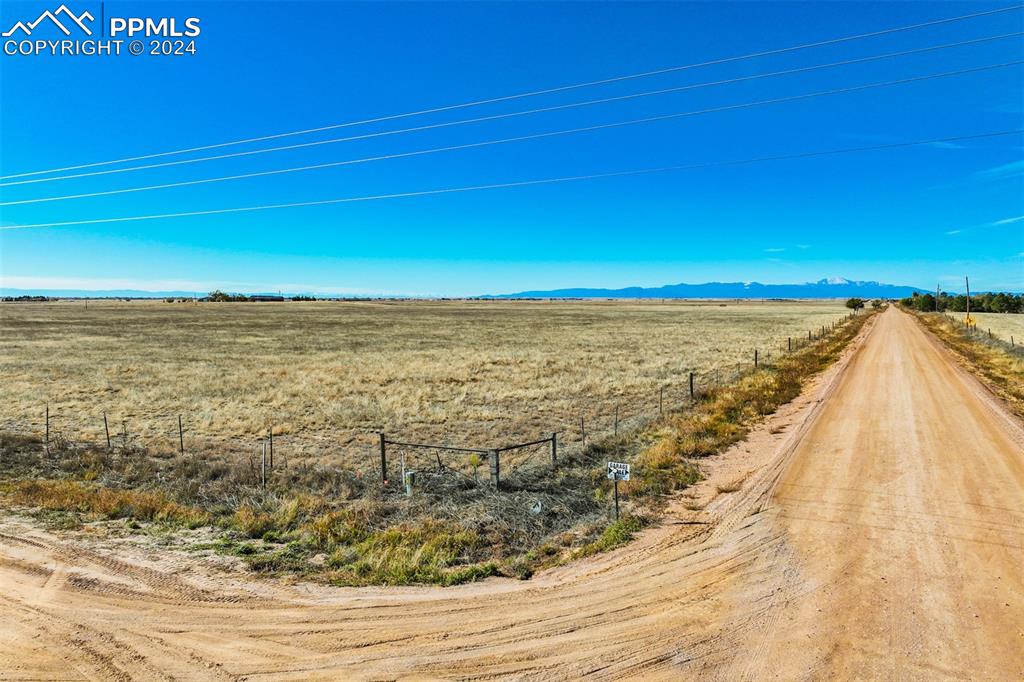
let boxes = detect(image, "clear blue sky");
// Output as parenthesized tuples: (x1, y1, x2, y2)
(1, 1, 1021, 296)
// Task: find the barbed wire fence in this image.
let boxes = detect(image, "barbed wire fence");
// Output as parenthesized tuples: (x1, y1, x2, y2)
(1, 313, 864, 498)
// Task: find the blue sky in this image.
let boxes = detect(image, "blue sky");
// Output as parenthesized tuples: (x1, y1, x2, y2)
(1, 0, 1021, 296)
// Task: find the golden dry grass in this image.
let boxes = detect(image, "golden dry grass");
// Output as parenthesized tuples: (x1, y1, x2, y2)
(949, 311, 1024, 345)
(1, 299, 850, 466)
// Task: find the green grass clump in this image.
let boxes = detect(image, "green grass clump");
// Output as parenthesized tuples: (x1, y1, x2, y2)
(573, 515, 645, 559)
(325, 519, 494, 586)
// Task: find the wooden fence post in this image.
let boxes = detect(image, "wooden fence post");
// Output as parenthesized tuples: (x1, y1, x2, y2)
(178, 415, 185, 456)
(379, 432, 387, 484)
(659, 386, 664, 416)
(614, 406, 619, 436)
(268, 428, 274, 469)
(489, 450, 500, 489)
(754, 349, 759, 368)
(580, 415, 586, 444)
(551, 432, 557, 466)
(788, 337, 792, 352)
(103, 412, 111, 449)
(689, 372, 695, 400)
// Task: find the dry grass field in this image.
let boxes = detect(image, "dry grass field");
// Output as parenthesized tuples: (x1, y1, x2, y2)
(1, 299, 850, 468)
(965, 311, 1024, 344)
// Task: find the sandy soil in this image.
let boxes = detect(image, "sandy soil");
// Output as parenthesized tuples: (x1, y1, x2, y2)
(1, 307, 1021, 680)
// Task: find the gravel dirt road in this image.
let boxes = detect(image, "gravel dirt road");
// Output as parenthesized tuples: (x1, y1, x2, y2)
(1, 307, 1021, 680)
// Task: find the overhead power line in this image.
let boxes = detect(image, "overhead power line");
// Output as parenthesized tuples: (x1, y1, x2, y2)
(4, 130, 1018, 230)
(1, 4, 1020, 181)
(4, 31, 1019, 189)
(5, 59, 1020, 207)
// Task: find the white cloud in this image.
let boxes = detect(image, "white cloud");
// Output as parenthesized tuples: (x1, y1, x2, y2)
(763, 247, 785, 253)
(945, 215, 1024, 236)
(974, 160, 1024, 179)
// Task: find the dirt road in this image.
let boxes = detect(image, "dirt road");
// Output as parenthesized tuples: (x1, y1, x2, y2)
(1, 307, 1021, 680)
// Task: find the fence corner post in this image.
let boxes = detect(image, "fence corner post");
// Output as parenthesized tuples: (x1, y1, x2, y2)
(489, 449, 500, 490)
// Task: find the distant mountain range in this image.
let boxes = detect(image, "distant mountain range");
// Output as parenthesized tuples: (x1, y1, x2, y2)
(488, 278, 930, 299)
(2, 279, 933, 300)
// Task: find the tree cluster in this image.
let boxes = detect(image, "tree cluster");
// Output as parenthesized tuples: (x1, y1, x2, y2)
(207, 290, 251, 302)
(900, 291, 1023, 314)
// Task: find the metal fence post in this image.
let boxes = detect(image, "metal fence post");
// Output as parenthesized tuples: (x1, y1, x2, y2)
(379, 432, 387, 484)
(613, 478, 620, 520)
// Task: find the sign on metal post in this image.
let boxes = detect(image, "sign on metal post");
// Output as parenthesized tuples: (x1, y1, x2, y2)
(607, 461, 630, 520)
(606, 461, 630, 481)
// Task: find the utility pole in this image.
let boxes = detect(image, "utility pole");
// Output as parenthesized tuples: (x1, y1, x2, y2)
(935, 283, 940, 312)
(965, 276, 971, 327)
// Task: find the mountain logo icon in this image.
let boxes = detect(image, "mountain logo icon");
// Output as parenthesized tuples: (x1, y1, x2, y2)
(2, 4, 94, 37)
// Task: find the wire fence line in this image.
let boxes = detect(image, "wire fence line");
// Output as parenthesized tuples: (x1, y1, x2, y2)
(942, 312, 1024, 357)
(2, 313, 860, 494)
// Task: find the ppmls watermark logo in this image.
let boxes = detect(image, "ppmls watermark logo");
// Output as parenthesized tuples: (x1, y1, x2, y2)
(3, 3, 201, 57)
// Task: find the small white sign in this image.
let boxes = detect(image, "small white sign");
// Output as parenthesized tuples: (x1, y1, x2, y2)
(607, 461, 630, 481)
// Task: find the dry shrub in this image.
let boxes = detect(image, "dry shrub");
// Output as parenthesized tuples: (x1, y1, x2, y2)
(5, 479, 207, 527)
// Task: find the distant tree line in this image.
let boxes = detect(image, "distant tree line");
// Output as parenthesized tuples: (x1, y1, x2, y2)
(845, 298, 887, 311)
(900, 291, 1023, 313)
(2, 295, 51, 302)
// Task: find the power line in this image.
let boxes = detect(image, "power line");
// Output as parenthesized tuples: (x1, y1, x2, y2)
(5, 31, 1019, 189)
(5, 59, 1020, 207)
(4, 130, 1018, 230)
(2, 4, 1020, 181)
